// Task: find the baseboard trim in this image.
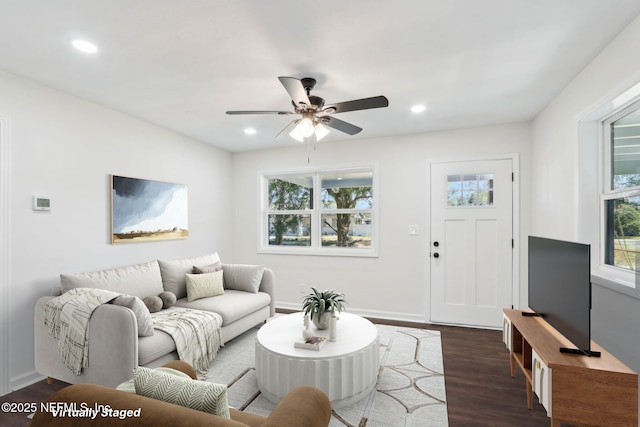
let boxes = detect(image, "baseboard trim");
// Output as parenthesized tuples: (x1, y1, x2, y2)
(276, 302, 427, 326)
(11, 370, 45, 393)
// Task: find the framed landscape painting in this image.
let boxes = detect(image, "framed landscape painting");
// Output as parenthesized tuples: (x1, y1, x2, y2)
(111, 175, 188, 243)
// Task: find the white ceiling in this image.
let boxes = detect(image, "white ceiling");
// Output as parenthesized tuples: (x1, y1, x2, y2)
(1, 1, 640, 153)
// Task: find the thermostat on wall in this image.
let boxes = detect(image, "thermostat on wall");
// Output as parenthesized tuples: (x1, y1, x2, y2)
(33, 196, 51, 211)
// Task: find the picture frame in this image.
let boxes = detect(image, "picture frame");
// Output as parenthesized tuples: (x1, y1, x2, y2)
(111, 175, 188, 243)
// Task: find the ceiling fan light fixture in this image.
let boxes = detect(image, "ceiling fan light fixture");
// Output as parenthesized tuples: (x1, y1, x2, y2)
(289, 117, 315, 141)
(314, 122, 330, 141)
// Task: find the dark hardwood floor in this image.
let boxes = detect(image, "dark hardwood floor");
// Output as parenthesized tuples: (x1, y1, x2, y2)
(1, 319, 553, 427)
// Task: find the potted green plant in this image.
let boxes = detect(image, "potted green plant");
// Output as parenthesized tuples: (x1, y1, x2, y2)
(302, 287, 347, 329)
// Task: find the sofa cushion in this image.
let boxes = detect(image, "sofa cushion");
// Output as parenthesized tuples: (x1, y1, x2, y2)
(60, 260, 164, 299)
(186, 271, 224, 302)
(174, 290, 271, 326)
(158, 253, 221, 300)
(221, 264, 264, 293)
(138, 330, 176, 366)
(133, 366, 230, 419)
(111, 295, 154, 337)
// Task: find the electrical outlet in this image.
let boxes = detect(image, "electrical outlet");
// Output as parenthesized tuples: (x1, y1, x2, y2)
(299, 283, 306, 293)
(409, 225, 420, 235)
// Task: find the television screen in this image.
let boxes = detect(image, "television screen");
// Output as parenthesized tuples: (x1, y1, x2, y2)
(528, 236, 592, 355)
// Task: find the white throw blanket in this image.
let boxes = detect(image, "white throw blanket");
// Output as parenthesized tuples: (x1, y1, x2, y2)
(44, 288, 120, 375)
(151, 307, 223, 378)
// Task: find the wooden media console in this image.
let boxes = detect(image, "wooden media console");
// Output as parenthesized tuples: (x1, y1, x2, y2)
(503, 308, 637, 427)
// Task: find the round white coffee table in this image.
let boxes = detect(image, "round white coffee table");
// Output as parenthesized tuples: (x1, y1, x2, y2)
(255, 312, 379, 408)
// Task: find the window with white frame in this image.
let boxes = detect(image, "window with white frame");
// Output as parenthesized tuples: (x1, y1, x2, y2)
(261, 167, 376, 255)
(603, 102, 640, 274)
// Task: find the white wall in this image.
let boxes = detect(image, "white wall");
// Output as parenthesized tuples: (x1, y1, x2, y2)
(0, 70, 233, 390)
(231, 123, 531, 322)
(531, 14, 640, 377)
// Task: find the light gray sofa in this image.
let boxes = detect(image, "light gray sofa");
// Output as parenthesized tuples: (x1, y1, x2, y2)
(34, 253, 275, 388)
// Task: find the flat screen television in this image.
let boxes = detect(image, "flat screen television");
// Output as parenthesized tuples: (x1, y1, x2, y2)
(528, 236, 599, 357)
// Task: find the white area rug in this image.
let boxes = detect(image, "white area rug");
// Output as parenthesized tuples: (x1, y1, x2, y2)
(206, 324, 448, 427)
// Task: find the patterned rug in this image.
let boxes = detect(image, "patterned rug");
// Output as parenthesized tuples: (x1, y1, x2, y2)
(206, 323, 448, 427)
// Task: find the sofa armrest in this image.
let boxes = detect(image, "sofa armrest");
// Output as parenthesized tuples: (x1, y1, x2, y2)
(262, 385, 331, 427)
(259, 268, 276, 317)
(160, 360, 197, 379)
(34, 296, 139, 388)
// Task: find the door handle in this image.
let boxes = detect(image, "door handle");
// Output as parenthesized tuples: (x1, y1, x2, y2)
(433, 252, 440, 258)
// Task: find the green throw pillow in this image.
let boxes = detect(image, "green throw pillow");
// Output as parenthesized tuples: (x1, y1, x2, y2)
(133, 366, 230, 419)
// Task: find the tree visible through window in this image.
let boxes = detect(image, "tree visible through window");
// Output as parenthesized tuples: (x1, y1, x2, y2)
(263, 168, 376, 254)
(268, 176, 311, 246)
(321, 172, 373, 247)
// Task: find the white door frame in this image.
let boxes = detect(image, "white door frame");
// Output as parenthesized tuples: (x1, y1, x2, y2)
(0, 115, 10, 395)
(425, 153, 520, 327)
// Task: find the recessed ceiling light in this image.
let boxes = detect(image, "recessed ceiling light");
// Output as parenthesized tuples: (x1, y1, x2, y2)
(411, 104, 427, 113)
(244, 128, 257, 135)
(70, 39, 98, 54)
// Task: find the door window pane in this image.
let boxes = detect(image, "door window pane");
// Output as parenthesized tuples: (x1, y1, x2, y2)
(447, 174, 494, 206)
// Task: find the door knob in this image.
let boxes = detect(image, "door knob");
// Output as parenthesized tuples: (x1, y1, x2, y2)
(433, 252, 440, 258)
(433, 241, 439, 247)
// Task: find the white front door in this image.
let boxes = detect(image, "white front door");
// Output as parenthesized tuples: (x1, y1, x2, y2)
(430, 159, 513, 328)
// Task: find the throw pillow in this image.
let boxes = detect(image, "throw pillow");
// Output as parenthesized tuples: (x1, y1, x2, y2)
(158, 253, 221, 299)
(111, 295, 154, 337)
(185, 271, 224, 302)
(192, 262, 223, 274)
(133, 366, 230, 419)
(142, 295, 163, 313)
(116, 366, 192, 394)
(158, 291, 177, 309)
(221, 264, 264, 293)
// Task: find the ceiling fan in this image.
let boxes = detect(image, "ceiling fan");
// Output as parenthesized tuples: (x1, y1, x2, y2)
(226, 76, 389, 142)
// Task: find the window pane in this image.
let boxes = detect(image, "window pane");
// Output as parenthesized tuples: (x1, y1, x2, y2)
(612, 109, 640, 190)
(321, 171, 373, 209)
(268, 176, 312, 210)
(447, 174, 494, 206)
(605, 197, 640, 271)
(268, 214, 311, 246)
(321, 213, 372, 247)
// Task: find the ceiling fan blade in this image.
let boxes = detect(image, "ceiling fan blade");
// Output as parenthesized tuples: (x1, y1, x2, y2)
(319, 116, 362, 135)
(278, 77, 311, 110)
(322, 95, 389, 114)
(226, 110, 293, 115)
(275, 120, 299, 138)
